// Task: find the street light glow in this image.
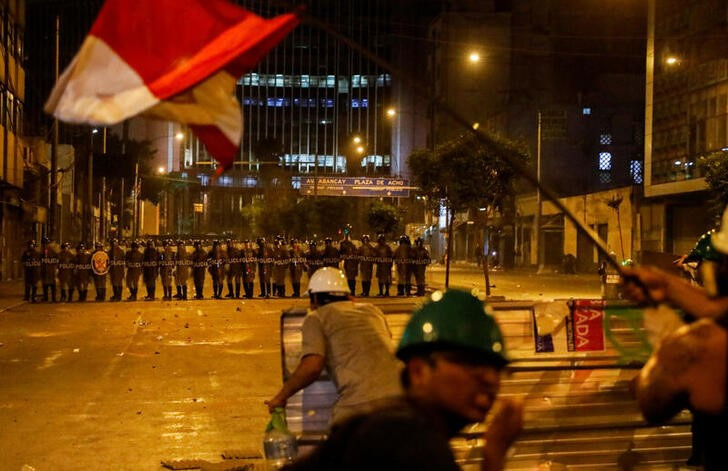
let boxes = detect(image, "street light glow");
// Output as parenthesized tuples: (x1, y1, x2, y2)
(356, 146, 365, 154)
(468, 52, 480, 63)
(175, 132, 184, 141)
(353, 136, 362, 144)
(472, 122, 480, 130)
(386, 108, 396, 117)
(665, 56, 678, 66)
(158, 166, 166, 174)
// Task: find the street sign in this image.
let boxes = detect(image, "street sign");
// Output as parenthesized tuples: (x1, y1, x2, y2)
(299, 177, 414, 197)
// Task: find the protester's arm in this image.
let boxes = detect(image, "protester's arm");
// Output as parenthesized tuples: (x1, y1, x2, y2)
(266, 354, 325, 412)
(481, 397, 524, 471)
(622, 266, 728, 319)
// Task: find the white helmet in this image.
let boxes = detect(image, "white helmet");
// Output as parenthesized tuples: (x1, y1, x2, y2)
(307, 267, 351, 295)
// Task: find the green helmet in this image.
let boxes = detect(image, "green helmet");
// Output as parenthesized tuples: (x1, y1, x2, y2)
(396, 289, 508, 367)
(685, 230, 721, 263)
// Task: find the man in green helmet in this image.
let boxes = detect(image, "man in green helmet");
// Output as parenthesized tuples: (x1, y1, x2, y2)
(284, 288, 523, 470)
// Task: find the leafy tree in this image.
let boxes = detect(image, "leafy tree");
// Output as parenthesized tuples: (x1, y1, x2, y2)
(699, 151, 728, 219)
(408, 131, 528, 294)
(366, 200, 400, 236)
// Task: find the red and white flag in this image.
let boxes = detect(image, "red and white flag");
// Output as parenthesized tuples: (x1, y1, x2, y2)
(45, 0, 299, 172)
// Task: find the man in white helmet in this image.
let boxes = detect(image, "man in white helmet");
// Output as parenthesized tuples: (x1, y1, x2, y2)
(266, 267, 402, 425)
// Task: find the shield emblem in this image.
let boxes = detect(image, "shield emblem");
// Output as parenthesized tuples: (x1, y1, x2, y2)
(92, 251, 110, 276)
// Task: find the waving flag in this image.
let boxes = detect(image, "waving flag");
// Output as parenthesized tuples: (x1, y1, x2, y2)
(45, 0, 300, 173)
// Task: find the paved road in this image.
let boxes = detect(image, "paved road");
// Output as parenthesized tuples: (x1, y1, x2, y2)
(0, 268, 600, 470)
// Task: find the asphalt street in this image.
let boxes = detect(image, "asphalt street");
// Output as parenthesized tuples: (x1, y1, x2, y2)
(0, 267, 600, 470)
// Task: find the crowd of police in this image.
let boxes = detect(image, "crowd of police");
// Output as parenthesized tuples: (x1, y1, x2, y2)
(20, 234, 431, 303)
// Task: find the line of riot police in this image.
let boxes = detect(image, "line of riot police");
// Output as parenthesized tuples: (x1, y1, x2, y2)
(20, 233, 430, 302)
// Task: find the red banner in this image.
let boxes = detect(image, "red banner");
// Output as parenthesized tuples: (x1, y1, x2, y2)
(567, 300, 605, 352)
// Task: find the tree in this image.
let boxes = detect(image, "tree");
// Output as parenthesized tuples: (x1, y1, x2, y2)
(367, 200, 400, 236)
(408, 131, 528, 294)
(699, 151, 728, 220)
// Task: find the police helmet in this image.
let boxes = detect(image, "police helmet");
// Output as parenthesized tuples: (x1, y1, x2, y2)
(361, 234, 370, 243)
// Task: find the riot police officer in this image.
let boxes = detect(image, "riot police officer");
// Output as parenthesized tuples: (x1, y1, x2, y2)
(108, 239, 126, 301)
(208, 240, 225, 299)
(357, 234, 375, 297)
(75, 242, 92, 302)
(125, 241, 143, 301)
(339, 232, 358, 295)
(91, 242, 109, 301)
(412, 237, 431, 296)
(142, 240, 159, 301)
(22, 240, 41, 302)
(257, 237, 273, 297)
(160, 239, 175, 300)
(306, 240, 323, 279)
(394, 234, 412, 296)
(322, 237, 340, 268)
(375, 234, 393, 297)
(40, 237, 59, 302)
(226, 239, 242, 298)
(272, 236, 289, 297)
(174, 240, 191, 300)
(241, 239, 257, 299)
(192, 240, 208, 299)
(289, 238, 306, 297)
(58, 242, 75, 302)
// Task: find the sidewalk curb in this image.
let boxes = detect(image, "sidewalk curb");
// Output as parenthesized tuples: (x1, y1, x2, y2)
(0, 300, 26, 313)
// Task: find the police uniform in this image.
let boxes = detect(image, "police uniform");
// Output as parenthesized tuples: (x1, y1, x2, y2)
(306, 242, 323, 281)
(125, 242, 143, 301)
(174, 241, 191, 300)
(91, 243, 109, 301)
(273, 239, 290, 297)
(21, 242, 41, 302)
(375, 236, 393, 296)
(108, 241, 126, 301)
(58, 244, 76, 302)
(412, 239, 431, 296)
(289, 240, 306, 297)
(322, 238, 340, 268)
(241, 241, 257, 299)
(75, 244, 92, 302)
(357, 235, 375, 297)
(40, 240, 59, 302)
(192, 242, 208, 299)
(208, 241, 225, 299)
(160, 241, 175, 300)
(339, 237, 359, 295)
(257, 238, 274, 297)
(226, 241, 242, 298)
(394, 235, 412, 296)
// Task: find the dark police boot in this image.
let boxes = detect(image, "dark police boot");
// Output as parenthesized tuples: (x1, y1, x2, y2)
(245, 282, 253, 298)
(67, 288, 74, 302)
(182, 285, 188, 300)
(99, 288, 106, 301)
(42, 285, 50, 302)
(397, 284, 404, 296)
(385, 283, 391, 297)
(362, 281, 371, 297)
(377, 283, 384, 296)
(31, 286, 38, 303)
(348, 280, 356, 294)
(405, 284, 413, 296)
(235, 282, 241, 298)
(292, 282, 300, 297)
(226, 282, 234, 298)
(23, 285, 30, 301)
(60, 289, 67, 302)
(174, 286, 182, 299)
(417, 285, 425, 296)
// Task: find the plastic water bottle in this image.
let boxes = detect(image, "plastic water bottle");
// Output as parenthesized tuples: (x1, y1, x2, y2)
(263, 407, 298, 470)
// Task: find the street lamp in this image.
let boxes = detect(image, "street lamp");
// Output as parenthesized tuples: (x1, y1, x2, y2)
(468, 51, 480, 63)
(386, 107, 396, 118)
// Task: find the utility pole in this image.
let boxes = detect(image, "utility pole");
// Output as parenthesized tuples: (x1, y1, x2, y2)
(535, 111, 543, 272)
(132, 162, 139, 239)
(49, 14, 59, 240)
(119, 177, 124, 239)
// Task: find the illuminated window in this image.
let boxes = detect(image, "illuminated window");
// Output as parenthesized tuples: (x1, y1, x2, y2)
(630, 160, 643, 184)
(598, 152, 612, 170)
(599, 134, 612, 145)
(582, 108, 591, 115)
